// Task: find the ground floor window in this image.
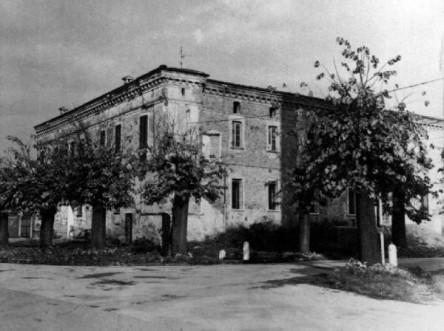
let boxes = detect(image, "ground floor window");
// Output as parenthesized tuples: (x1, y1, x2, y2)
(347, 189, 356, 215)
(268, 181, 278, 210)
(231, 178, 243, 209)
(309, 201, 319, 214)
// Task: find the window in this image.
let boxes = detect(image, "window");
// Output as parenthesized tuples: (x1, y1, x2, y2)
(76, 206, 83, 218)
(233, 101, 241, 114)
(267, 125, 278, 152)
(268, 181, 278, 210)
(231, 120, 242, 148)
(203, 133, 221, 159)
(115, 124, 121, 152)
(347, 189, 357, 215)
(269, 107, 277, 118)
(231, 179, 243, 209)
(99, 130, 106, 147)
(139, 115, 148, 149)
(309, 201, 319, 214)
(181, 87, 186, 96)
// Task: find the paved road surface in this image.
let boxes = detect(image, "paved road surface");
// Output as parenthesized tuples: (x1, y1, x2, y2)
(1, 261, 444, 331)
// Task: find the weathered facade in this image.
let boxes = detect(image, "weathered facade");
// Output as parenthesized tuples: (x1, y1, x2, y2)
(34, 65, 444, 243)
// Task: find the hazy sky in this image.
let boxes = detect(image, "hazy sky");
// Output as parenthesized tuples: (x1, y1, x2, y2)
(1, 0, 444, 151)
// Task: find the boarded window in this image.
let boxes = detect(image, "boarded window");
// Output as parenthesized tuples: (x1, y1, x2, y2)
(232, 179, 243, 209)
(203, 133, 221, 158)
(231, 121, 242, 148)
(139, 115, 148, 149)
(115, 124, 121, 152)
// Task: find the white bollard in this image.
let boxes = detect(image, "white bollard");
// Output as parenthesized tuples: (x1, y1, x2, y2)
(388, 243, 398, 267)
(243, 241, 250, 261)
(219, 249, 226, 261)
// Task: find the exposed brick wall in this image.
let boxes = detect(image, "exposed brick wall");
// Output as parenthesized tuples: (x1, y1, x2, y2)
(34, 66, 444, 243)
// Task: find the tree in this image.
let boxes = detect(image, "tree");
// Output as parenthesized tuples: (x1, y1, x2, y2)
(65, 133, 136, 250)
(141, 128, 226, 255)
(293, 38, 433, 263)
(0, 137, 72, 248)
(0, 158, 11, 246)
(0, 130, 136, 250)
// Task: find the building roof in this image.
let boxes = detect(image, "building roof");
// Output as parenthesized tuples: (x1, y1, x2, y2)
(34, 65, 209, 132)
(34, 65, 444, 133)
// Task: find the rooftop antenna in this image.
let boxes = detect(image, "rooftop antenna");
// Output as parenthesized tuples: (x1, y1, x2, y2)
(179, 46, 191, 69)
(179, 46, 186, 69)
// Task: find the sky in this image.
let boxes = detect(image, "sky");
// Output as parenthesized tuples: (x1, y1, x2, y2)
(1, 0, 444, 151)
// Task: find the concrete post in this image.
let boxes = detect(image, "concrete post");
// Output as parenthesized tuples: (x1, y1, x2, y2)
(388, 243, 398, 267)
(243, 241, 250, 261)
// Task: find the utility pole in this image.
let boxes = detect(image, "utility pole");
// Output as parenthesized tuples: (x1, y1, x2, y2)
(440, 34, 444, 118)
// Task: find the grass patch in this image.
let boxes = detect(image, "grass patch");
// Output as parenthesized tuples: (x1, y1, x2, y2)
(310, 259, 444, 303)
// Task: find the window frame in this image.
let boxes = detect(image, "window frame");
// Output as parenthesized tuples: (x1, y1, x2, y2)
(229, 116, 245, 150)
(267, 181, 280, 211)
(231, 178, 244, 210)
(267, 124, 278, 152)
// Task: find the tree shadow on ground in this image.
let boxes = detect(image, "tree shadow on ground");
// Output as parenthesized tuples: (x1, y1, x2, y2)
(252, 265, 439, 304)
(252, 266, 336, 290)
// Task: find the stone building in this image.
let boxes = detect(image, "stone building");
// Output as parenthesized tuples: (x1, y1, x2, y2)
(34, 65, 444, 243)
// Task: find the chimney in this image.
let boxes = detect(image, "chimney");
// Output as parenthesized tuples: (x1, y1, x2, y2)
(59, 106, 69, 114)
(122, 75, 134, 84)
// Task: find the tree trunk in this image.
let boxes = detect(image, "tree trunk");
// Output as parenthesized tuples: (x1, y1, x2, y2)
(40, 207, 56, 249)
(171, 194, 190, 255)
(392, 190, 407, 249)
(298, 214, 310, 253)
(0, 211, 9, 247)
(356, 190, 381, 265)
(161, 213, 172, 257)
(91, 204, 106, 250)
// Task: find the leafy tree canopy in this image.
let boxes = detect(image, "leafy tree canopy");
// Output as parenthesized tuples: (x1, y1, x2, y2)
(64, 134, 136, 209)
(291, 37, 433, 223)
(141, 128, 226, 205)
(0, 136, 71, 213)
(0, 126, 137, 214)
